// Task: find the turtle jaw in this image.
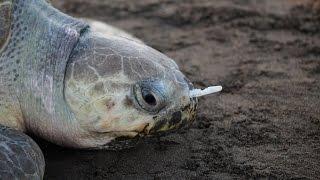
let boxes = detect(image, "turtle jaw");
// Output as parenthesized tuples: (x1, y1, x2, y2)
(145, 96, 198, 135)
(99, 97, 197, 150)
(104, 96, 198, 138)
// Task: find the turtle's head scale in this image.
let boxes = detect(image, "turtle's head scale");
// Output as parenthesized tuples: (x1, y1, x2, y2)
(64, 31, 220, 149)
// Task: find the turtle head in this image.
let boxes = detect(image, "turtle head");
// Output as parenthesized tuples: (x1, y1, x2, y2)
(65, 32, 220, 149)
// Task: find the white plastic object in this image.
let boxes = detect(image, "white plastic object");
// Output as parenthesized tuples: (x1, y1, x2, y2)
(189, 86, 222, 98)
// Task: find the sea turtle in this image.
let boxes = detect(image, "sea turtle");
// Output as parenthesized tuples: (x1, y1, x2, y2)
(0, 0, 222, 179)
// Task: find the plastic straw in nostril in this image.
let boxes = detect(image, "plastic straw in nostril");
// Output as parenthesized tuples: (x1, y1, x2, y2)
(189, 86, 222, 98)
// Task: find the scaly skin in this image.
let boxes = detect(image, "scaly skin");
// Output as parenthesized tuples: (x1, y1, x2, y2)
(0, 0, 88, 146)
(0, 125, 44, 179)
(0, 0, 11, 50)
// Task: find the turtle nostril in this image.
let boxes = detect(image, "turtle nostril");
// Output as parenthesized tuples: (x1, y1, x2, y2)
(143, 93, 157, 106)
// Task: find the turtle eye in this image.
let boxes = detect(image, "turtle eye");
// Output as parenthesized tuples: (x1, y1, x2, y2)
(132, 80, 167, 113)
(142, 91, 157, 106)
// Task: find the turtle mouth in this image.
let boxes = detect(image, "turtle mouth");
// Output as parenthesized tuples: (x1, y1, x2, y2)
(100, 97, 197, 150)
(126, 97, 199, 134)
(148, 97, 198, 135)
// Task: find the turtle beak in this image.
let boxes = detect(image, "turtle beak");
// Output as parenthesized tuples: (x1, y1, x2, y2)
(146, 84, 222, 135)
(148, 93, 198, 135)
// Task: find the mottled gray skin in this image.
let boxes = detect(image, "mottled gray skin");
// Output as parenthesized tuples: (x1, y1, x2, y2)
(0, 126, 44, 179)
(0, 0, 86, 178)
(0, 0, 197, 179)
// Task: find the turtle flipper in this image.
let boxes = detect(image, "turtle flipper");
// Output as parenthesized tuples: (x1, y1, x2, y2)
(0, 125, 45, 179)
(0, 0, 12, 50)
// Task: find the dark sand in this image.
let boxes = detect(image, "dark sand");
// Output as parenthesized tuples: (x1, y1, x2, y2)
(40, 0, 320, 179)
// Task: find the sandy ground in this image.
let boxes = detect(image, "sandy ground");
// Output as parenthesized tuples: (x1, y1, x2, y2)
(39, 0, 320, 179)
